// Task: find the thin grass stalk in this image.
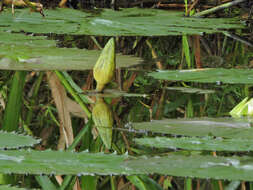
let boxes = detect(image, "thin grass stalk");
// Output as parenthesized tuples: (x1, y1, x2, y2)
(185, 178, 192, 190)
(184, 0, 188, 14)
(25, 72, 44, 127)
(110, 176, 116, 190)
(193, 0, 247, 17)
(61, 71, 93, 104)
(182, 35, 191, 68)
(224, 181, 240, 190)
(67, 119, 92, 151)
(35, 176, 59, 190)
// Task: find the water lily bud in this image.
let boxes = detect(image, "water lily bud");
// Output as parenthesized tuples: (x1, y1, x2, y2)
(93, 38, 115, 92)
(92, 97, 113, 149)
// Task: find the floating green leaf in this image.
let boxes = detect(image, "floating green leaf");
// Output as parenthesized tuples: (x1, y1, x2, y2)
(1, 150, 253, 181)
(0, 131, 40, 149)
(0, 31, 56, 47)
(0, 32, 142, 70)
(135, 136, 253, 151)
(148, 69, 253, 84)
(0, 8, 244, 36)
(132, 117, 253, 139)
(0, 44, 142, 71)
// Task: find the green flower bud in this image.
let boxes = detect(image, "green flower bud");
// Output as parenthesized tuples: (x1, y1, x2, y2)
(93, 38, 115, 92)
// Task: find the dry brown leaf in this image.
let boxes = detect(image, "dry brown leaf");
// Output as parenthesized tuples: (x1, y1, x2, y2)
(66, 97, 88, 119)
(47, 71, 74, 150)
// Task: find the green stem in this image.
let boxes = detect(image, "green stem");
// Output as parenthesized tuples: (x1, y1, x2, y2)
(110, 176, 116, 190)
(3, 71, 27, 132)
(25, 72, 44, 126)
(193, 0, 247, 17)
(59, 176, 73, 190)
(54, 71, 91, 118)
(67, 119, 92, 151)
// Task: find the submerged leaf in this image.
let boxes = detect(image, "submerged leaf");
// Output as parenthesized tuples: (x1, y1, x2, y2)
(92, 98, 113, 149)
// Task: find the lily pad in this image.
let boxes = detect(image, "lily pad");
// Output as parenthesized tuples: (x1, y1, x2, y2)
(132, 117, 253, 139)
(0, 8, 244, 36)
(148, 69, 253, 84)
(135, 136, 253, 151)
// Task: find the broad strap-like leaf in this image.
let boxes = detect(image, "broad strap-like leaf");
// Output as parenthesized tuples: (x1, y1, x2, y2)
(0, 150, 253, 181)
(0, 8, 244, 36)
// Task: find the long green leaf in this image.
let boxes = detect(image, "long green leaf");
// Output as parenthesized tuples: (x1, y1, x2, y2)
(1, 150, 253, 181)
(80, 176, 97, 190)
(182, 35, 191, 68)
(127, 175, 163, 190)
(2, 71, 27, 131)
(0, 8, 244, 36)
(0, 44, 142, 71)
(35, 175, 59, 190)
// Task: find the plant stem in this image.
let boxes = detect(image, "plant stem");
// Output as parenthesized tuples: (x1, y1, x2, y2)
(193, 0, 247, 17)
(67, 119, 92, 151)
(54, 71, 91, 118)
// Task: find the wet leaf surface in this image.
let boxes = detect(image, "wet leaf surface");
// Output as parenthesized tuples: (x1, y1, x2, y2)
(0, 32, 143, 70)
(1, 150, 253, 181)
(0, 8, 244, 36)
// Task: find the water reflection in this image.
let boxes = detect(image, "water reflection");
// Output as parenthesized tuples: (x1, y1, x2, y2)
(92, 97, 113, 149)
